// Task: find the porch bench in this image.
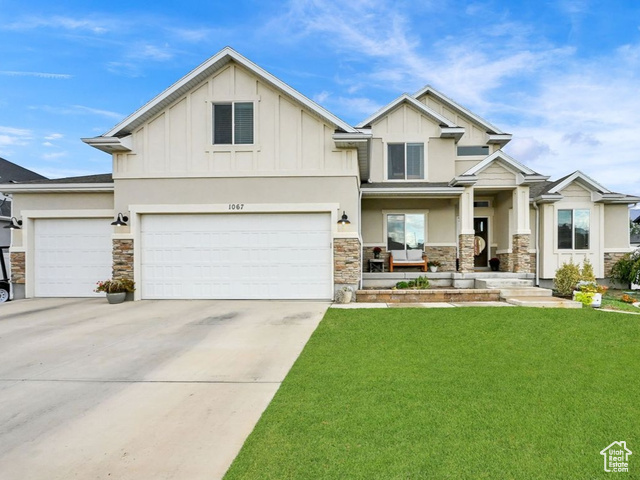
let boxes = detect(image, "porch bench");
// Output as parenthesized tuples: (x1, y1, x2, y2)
(389, 250, 428, 272)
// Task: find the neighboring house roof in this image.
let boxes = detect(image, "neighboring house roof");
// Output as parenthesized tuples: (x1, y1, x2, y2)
(0, 198, 10, 217)
(0, 157, 47, 183)
(413, 85, 508, 136)
(0, 173, 113, 194)
(18, 173, 113, 184)
(356, 94, 459, 129)
(84, 47, 358, 153)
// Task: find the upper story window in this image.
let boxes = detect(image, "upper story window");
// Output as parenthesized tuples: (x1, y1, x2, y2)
(213, 102, 254, 145)
(388, 143, 424, 180)
(457, 145, 489, 156)
(558, 209, 590, 249)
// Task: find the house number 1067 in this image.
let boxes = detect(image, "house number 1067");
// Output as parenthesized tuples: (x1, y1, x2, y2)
(228, 203, 244, 210)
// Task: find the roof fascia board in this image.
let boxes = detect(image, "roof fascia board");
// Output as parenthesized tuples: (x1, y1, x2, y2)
(462, 150, 536, 176)
(0, 183, 114, 193)
(413, 85, 505, 135)
(362, 187, 464, 196)
(356, 94, 457, 129)
(449, 176, 478, 186)
(105, 47, 356, 138)
(82, 136, 132, 153)
(548, 170, 610, 194)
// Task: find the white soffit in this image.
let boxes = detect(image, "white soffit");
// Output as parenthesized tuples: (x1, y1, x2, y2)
(104, 47, 357, 138)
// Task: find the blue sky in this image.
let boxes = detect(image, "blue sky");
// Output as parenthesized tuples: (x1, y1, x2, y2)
(1, 0, 639, 201)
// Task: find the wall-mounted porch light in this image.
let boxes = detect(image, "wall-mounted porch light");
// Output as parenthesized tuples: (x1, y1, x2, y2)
(111, 213, 129, 226)
(3, 217, 22, 230)
(337, 211, 351, 225)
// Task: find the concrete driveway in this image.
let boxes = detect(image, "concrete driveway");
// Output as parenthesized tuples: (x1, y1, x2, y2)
(0, 298, 328, 480)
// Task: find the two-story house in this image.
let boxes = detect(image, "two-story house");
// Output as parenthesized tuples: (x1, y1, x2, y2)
(4, 47, 639, 300)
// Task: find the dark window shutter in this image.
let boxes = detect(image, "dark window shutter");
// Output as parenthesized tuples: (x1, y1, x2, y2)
(213, 104, 232, 144)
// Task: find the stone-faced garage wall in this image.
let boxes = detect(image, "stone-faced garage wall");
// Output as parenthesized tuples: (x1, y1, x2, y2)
(112, 238, 134, 282)
(334, 237, 361, 284)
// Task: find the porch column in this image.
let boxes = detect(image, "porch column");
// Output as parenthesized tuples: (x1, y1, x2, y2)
(512, 186, 531, 273)
(458, 186, 475, 273)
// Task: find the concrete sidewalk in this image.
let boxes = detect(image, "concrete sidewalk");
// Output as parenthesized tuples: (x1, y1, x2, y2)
(0, 298, 328, 480)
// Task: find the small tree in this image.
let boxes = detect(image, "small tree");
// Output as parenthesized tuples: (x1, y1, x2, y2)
(554, 260, 581, 296)
(580, 258, 596, 282)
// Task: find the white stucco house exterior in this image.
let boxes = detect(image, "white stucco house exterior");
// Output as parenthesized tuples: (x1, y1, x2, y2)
(4, 47, 639, 300)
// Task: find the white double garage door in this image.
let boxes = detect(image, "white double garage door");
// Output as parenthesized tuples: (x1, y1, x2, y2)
(34, 213, 333, 300)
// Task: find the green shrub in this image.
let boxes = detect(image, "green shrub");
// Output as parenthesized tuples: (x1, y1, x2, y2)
(395, 281, 409, 289)
(580, 258, 596, 282)
(414, 276, 430, 289)
(609, 248, 640, 287)
(554, 260, 581, 296)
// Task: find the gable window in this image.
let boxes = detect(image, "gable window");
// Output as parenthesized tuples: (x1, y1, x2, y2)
(558, 209, 590, 249)
(388, 143, 424, 180)
(457, 145, 489, 156)
(387, 213, 425, 252)
(213, 102, 254, 145)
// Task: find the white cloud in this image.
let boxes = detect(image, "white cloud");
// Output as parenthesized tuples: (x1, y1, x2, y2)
(0, 71, 72, 79)
(42, 142, 54, 147)
(3, 15, 108, 34)
(31, 105, 123, 119)
(313, 91, 330, 103)
(128, 43, 175, 61)
(44, 133, 64, 140)
(42, 151, 67, 160)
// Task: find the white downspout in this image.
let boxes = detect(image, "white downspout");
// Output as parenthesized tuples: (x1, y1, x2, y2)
(358, 187, 363, 291)
(533, 201, 540, 286)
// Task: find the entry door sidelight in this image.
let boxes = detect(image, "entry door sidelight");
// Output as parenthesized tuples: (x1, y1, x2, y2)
(473, 218, 489, 268)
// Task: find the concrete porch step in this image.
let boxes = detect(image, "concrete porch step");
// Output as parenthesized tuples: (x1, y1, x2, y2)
(499, 287, 552, 299)
(475, 279, 535, 288)
(505, 296, 582, 308)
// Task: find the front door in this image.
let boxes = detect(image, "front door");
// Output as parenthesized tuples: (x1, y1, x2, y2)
(473, 217, 489, 269)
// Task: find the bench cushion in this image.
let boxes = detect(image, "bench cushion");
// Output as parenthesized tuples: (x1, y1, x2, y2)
(407, 249, 423, 261)
(390, 250, 406, 261)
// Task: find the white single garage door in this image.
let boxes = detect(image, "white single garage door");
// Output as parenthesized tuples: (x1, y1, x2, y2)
(141, 213, 333, 300)
(34, 218, 112, 297)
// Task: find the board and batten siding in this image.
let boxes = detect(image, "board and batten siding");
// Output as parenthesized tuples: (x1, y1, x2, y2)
(368, 104, 455, 183)
(113, 62, 357, 178)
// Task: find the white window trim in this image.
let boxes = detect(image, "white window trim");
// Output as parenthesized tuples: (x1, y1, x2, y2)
(555, 206, 592, 252)
(212, 100, 256, 146)
(381, 209, 429, 249)
(384, 142, 427, 182)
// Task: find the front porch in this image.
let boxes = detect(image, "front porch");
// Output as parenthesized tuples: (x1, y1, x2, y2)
(362, 271, 535, 289)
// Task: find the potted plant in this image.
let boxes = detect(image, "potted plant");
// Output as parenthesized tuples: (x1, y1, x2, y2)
(489, 257, 500, 271)
(373, 247, 382, 259)
(427, 260, 441, 272)
(336, 286, 353, 303)
(95, 278, 135, 304)
(572, 281, 606, 307)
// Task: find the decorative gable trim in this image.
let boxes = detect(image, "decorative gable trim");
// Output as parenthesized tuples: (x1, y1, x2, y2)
(462, 150, 538, 176)
(101, 47, 357, 139)
(413, 85, 509, 137)
(547, 170, 610, 194)
(356, 94, 459, 129)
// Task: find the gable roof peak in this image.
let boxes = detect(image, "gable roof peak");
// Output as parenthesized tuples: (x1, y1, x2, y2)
(100, 47, 357, 140)
(356, 93, 458, 129)
(413, 84, 506, 135)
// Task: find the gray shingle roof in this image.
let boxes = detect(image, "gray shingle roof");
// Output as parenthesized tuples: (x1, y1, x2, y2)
(18, 173, 113, 184)
(0, 157, 47, 183)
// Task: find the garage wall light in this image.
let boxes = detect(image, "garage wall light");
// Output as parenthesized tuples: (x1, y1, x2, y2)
(337, 211, 351, 225)
(3, 217, 22, 230)
(111, 213, 129, 226)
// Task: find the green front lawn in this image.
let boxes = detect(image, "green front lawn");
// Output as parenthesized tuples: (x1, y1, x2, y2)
(225, 308, 639, 479)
